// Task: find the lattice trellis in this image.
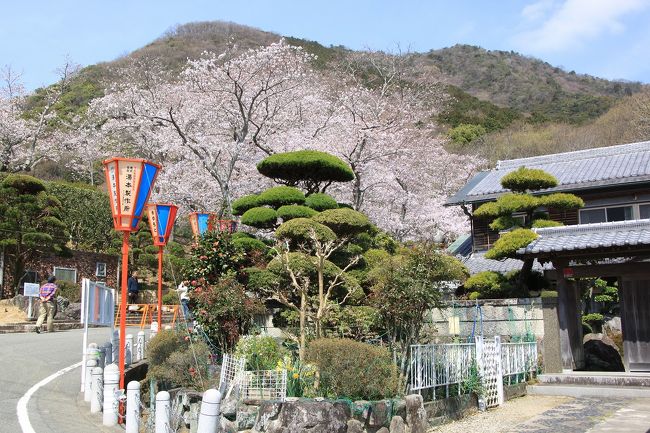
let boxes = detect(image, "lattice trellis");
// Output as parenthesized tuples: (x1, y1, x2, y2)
(475, 336, 503, 408)
(240, 369, 287, 401)
(219, 354, 246, 398)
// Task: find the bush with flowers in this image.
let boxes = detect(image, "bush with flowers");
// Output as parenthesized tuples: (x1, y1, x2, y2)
(276, 355, 318, 397)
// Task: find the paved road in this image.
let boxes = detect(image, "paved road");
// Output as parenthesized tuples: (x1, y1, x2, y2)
(0, 327, 121, 433)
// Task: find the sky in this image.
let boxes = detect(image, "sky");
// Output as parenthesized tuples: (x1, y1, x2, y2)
(2, 0, 650, 91)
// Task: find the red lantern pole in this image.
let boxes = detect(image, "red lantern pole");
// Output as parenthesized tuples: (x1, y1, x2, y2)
(157, 245, 163, 329)
(118, 231, 130, 392)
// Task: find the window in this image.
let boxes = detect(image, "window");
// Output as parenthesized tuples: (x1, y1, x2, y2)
(54, 267, 77, 283)
(641, 204, 650, 220)
(96, 262, 107, 278)
(580, 205, 634, 224)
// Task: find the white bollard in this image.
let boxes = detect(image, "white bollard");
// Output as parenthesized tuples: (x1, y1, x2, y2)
(104, 341, 113, 365)
(136, 331, 145, 361)
(125, 381, 141, 433)
(103, 364, 120, 426)
(155, 391, 171, 433)
(97, 347, 105, 369)
(125, 334, 133, 366)
(84, 358, 97, 402)
(90, 366, 103, 413)
(197, 389, 222, 433)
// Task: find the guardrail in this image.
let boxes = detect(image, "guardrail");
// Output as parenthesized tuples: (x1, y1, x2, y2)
(114, 304, 180, 329)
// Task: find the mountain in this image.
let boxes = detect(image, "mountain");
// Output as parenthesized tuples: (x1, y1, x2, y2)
(27, 21, 649, 161)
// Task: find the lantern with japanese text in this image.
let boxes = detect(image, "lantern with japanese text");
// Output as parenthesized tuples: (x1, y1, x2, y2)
(102, 157, 161, 395)
(189, 212, 238, 238)
(146, 203, 178, 330)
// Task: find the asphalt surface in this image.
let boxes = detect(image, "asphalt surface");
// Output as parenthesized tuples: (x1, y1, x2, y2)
(0, 327, 121, 433)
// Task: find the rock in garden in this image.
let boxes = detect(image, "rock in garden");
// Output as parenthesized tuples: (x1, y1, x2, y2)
(376, 428, 389, 433)
(583, 333, 625, 372)
(252, 401, 283, 432)
(389, 415, 406, 433)
(264, 400, 348, 433)
(404, 394, 428, 433)
(237, 403, 260, 430)
(351, 400, 370, 424)
(369, 400, 390, 427)
(347, 419, 365, 433)
(220, 416, 238, 433)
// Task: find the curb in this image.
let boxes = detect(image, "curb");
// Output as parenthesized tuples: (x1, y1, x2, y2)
(0, 322, 101, 334)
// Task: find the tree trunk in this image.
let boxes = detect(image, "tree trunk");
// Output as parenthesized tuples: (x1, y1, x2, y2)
(299, 290, 306, 362)
(315, 258, 325, 339)
(517, 258, 533, 296)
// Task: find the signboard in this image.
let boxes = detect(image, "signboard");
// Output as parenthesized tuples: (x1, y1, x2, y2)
(81, 279, 115, 326)
(23, 282, 40, 297)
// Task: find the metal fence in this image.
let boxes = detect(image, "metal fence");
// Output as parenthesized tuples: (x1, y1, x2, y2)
(409, 338, 538, 404)
(240, 369, 288, 401)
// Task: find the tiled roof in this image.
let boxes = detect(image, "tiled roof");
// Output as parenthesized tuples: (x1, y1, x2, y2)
(462, 251, 546, 275)
(518, 219, 650, 256)
(447, 234, 472, 256)
(447, 141, 650, 205)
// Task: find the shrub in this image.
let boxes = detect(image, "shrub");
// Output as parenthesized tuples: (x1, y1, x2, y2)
(162, 291, 179, 305)
(241, 207, 278, 229)
(464, 271, 504, 298)
(183, 231, 243, 283)
(257, 186, 305, 208)
(3, 174, 46, 194)
(489, 215, 524, 231)
(304, 193, 339, 211)
(276, 205, 318, 221)
(500, 167, 558, 192)
(468, 291, 480, 300)
(232, 194, 260, 216)
(233, 236, 267, 253)
(540, 290, 558, 298)
(531, 219, 563, 228)
(582, 313, 604, 324)
(363, 248, 391, 269)
(275, 218, 336, 243)
(235, 335, 286, 370)
(306, 338, 400, 400)
(312, 208, 372, 236)
(485, 228, 538, 260)
(448, 123, 487, 144)
(494, 193, 540, 214)
(324, 305, 382, 340)
(538, 193, 585, 210)
(57, 281, 81, 302)
(256, 150, 354, 185)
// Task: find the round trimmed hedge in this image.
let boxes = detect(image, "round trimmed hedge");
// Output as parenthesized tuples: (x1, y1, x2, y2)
(484, 228, 538, 260)
(257, 186, 305, 208)
(304, 193, 339, 211)
(538, 193, 584, 210)
(500, 167, 558, 192)
(256, 150, 354, 183)
(240, 207, 278, 229)
(233, 236, 268, 252)
(3, 174, 47, 194)
(312, 208, 371, 236)
(232, 194, 261, 216)
(276, 205, 318, 221)
(275, 218, 336, 243)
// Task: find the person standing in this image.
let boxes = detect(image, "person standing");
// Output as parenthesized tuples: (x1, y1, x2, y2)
(35, 276, 58, 333)
(127, 272, 140, 304)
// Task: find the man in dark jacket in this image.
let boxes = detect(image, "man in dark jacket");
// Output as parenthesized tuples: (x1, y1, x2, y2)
(127, 272, 140, 304)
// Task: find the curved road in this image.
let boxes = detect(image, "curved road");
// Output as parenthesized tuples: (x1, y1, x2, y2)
(0, 328, 121, 433)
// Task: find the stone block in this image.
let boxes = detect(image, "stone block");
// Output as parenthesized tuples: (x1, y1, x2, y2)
(253, 401, 283, 432)
(237, 403, 260, 430)
(369, 400, 390, 427)
(389, 415, 406, 433)
(347, 419, 365, 433)
(404, 394, 427, 433)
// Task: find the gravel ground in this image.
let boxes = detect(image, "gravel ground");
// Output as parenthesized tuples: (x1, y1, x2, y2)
(428, 395, 573, 433)
(0, 300, 27, 323)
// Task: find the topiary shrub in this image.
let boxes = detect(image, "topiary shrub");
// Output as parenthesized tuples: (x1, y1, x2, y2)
(468, 291, 480, 300)
(312, 208, 372, 237)
(531, 219, 563, 228)
(2, 174, 47, 194)
(538, 193, 585, 210)
(233, 236, 268, 253)
(256, 150, 354, 187)
(304, 193, 339, 211)
(464, 271, 505, 299)
(275, 218, 336, 243)
(235, 335, 286, 370)
(257, 186, 305, 208)
(241, 207, 278, 229)
(500, 167, 558, 192)
(485, 228, 538, 260)
(306, 338, 400, 400)
(277, 205, 318, 221)
(232, 194, 261, 216)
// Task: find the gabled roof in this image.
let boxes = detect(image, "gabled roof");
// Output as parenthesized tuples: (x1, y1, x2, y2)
(447, 141, 650, 205)
(518, 219, 650, 256)
(461, 251, 547, 275)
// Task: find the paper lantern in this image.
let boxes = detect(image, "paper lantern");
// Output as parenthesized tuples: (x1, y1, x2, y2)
(146, 203, 179, 246)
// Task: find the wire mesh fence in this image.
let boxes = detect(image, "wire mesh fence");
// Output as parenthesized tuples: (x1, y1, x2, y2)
(219, 353, 246, 398)
(240, 369, 288, 401)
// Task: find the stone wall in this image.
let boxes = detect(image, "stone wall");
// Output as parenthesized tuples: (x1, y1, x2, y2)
(428, 298, 544, 341)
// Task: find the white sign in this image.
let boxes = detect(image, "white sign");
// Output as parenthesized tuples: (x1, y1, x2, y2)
(23, 282, 40, 297)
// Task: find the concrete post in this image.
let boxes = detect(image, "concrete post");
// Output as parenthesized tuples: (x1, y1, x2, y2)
(103, 364, 120, 426)
(83, 344, 100, 395)
(97, 347, 106, 369)
(91, 366, 103, 413)
(125, 333, 133, 366)
(104, 341, 113, 365)
(84, 358, 98, 402)
(125, 381, 141, 433)
(155, 391, 171, 433)
(197, 389, 222, 433)
(136, 331, 145, 361)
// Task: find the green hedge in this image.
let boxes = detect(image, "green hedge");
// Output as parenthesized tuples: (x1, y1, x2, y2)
(232, 194, 260, 216)
(257, 186, 305, 208)
(277, 205, 318, 221)
(306, 338, 399, 400)
(500, 167, 558, 193)
(240, 207, 278, 229)
(233, 236, 267, 252)
(305, 193, 339, 211)
(464, 271, 505, 298)
(256, 150, 354, 183)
